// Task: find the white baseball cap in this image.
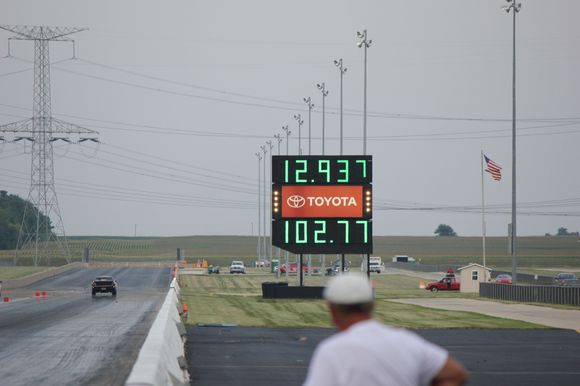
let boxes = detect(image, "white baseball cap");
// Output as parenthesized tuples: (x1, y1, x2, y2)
(323, 273, 373, 305)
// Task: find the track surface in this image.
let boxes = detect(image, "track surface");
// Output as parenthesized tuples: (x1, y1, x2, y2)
(187, 326, 580, 386)
(0, 267, 171, 386)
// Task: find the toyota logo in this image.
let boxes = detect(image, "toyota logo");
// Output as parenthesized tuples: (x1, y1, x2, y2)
(287, 195, 305, 208)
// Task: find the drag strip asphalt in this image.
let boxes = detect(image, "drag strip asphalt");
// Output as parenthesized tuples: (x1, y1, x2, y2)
(0, 267, 171, 386)
(187, 326, 580, 386)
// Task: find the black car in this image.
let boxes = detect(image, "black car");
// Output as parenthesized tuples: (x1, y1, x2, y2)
(91, 276, 118, 297)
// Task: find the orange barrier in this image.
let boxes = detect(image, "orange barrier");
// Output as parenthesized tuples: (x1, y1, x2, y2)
(182, 303, 188, 321)
(3, 297, 9, 302)
(419, 281, 426, 289)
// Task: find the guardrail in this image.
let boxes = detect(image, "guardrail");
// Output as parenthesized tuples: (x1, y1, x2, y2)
(480, 283, 580, 306)
(125, 278, 189, 386)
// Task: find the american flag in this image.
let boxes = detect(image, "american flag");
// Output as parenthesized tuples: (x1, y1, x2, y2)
(484, 155, 502, 181)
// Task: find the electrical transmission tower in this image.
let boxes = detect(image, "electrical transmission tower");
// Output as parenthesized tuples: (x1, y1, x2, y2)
(0, 25, 99, 266)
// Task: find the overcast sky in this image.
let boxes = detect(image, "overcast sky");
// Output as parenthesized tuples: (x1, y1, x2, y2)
(1, 0, 579, 237)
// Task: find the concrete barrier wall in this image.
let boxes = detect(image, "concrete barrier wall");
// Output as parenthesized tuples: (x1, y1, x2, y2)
(88, 262, 175, 268)
(125, 278, 189, 386)
(3, 262, 87, 290)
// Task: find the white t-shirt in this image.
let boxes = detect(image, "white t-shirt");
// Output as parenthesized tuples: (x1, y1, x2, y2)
(303, 320, 448, 386)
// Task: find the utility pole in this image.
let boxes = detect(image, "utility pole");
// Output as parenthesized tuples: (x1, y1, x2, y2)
(0, 25, 99, 266)
(502, 0, 521, 285)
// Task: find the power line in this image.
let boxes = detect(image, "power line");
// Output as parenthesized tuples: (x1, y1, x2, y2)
(94, 144, 257, 187)
(2, 107, 579, 143)
(105, 142, 257, 183)
(5, 56, 580, 125)
(53, 59, 580, 123)
(0, 171, 255, 209)
(61, 151, 257, 195)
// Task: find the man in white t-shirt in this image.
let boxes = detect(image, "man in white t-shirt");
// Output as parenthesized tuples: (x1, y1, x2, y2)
(303, 273, 468, 386)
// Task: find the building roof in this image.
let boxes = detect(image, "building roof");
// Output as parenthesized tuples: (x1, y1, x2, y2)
(457, 263, 493, 272)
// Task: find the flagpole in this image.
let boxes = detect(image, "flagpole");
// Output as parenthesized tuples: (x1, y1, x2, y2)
(481, 151, 487, 280)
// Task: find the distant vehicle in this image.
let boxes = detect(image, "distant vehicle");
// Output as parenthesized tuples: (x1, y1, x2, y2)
(91, 276, 117, 297)
(362, 256, 383, 273)
(280, 262, 311, 274)
(392, 255, 416, 263)
(553, 272, 578, 287)
(229, 261, 246, 274)
(425, 276, 460, 292)
(255, 260, 270, 268)
(495, 274, 513, 285)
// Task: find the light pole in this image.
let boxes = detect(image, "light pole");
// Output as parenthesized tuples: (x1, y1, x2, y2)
(273, 133, 283, 263)
(357, 30, 372, 155)
(303, 97, 314, 155)
(266, 140, 274, 264)
(274, 133, 282, 156)
(261, 145, 267, 266)
(282, 125, 291, 155)
(334, 58, 347, 155)
(293, 114, 304, 155)
(255, 151, 262, 262)
(503, 0, 521, 285)
(281, 125, 291, 280)
(316, 83, 328, 155)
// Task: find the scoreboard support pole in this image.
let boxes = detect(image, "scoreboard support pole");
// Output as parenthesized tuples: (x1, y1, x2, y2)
(299, 254, 304, 287)
(341, 254, 345, 272)
(366, 254, 370, 279)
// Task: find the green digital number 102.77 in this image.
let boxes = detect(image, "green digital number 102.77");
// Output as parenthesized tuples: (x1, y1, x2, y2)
(284, 219, 369, 244)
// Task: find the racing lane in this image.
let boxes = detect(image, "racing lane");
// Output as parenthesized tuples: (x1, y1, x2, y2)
(0, 267, 171, 386)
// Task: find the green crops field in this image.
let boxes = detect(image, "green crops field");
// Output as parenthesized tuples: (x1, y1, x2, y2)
(179, 272, 546, 329)
(1, 235, 578, 270)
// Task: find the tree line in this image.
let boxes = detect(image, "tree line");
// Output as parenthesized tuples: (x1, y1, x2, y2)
(0, 190, 54, 250)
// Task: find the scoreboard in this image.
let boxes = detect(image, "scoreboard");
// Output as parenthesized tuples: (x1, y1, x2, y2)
(271, 155, 372, 254)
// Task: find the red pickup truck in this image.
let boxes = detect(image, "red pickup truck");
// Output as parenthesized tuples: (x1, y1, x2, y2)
(425, 276, 460, 292)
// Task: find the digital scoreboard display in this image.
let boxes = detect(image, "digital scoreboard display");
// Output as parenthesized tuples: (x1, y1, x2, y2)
(272, 155, 372, 254)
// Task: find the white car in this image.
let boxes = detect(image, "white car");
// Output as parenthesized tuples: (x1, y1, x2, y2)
(369, 262, 382, 273)
(230, 261, 246, 274)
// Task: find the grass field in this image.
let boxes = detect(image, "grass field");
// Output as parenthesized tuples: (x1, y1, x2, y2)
(179, 272, 545, 329)
(0, 266, 49, 280)
(2, 235, 578, 271)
